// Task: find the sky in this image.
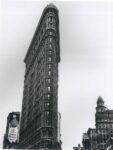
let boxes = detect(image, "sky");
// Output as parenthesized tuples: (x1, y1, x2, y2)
(1, 1, 113, 150)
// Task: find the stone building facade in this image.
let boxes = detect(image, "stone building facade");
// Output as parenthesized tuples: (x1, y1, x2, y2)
(19, 3, 61, 150)
(95, 96, 113, 150)
(75, 97, 113, 150)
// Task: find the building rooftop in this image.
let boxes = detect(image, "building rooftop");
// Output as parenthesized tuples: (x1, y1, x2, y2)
(24, 3, 58, 63)
(97, 96, 104, 103)
(45, 3, 58, 10)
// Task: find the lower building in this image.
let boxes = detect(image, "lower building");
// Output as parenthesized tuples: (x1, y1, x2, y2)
(3, 112, 20, 149)
(82, 133, 91, 150)
(82, 128, 98, 150)
(73, 144, 83, 150)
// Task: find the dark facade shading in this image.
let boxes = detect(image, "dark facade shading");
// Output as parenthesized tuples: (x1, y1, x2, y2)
(19, 3, 61, 150)
(3, 112, 20, 149)
(106, 137, 113, 150)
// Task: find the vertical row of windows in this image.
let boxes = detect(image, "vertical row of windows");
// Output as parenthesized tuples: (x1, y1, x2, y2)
(44, 36, 53, 126)
(47, 15, 56, 30)
(44, 36, 54, 126)
(46, 37, 53, 93)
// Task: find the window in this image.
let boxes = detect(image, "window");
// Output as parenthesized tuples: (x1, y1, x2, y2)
(50, 16, 52, 22)
(50, 32, 52, 35)
(48, 57, 52, 62)
(47, 94, 50, 99)
(49, 50, 52, 55)
(47, 103, 50, 106)
(48, 64, 52, 69)
(49, 38, 52, 42)
(46, 120, 49, 125)
(45, 102, 50, 107)
(49, 44, 52, 48)
(46, 78, 51, 84)
(47, 111, 49, 115)
(48, 16, 53, 22)
(48, 71, 51, 76)
(48, 79, 51, 84)
(47, 86, 50, 91)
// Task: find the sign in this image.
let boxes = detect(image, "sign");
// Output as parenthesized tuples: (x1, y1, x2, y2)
(8, 114, 19, 143)
(8, 126, 18, 143)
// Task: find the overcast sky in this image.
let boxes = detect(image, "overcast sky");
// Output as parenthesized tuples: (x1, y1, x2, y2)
(1, 1, 113, 150)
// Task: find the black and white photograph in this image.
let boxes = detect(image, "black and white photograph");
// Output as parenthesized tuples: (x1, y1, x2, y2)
(1, 1, 113, 150)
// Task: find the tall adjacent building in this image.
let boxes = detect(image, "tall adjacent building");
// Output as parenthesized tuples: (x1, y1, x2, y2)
(95, 96, 113, 150)
(19, 3, 61, 149)
(3, 112, 20, 149)
(83, 97, 113, 150)
(75, 96, 113, 150)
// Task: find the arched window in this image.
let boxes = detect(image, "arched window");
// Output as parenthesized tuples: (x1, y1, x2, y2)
(47, 86, 50, 91)
(48, 64, 52, 69)
(48, 71, 51, 76)
(48, 57, 52, 62)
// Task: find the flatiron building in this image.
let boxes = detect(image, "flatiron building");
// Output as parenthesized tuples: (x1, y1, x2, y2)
(19, 3, 61, 149)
